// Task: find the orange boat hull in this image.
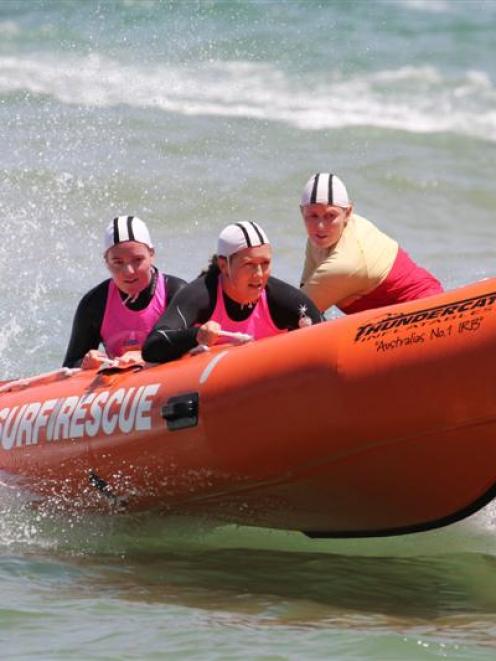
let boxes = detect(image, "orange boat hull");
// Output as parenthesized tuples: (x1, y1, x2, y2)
(1, 278, 496, 537)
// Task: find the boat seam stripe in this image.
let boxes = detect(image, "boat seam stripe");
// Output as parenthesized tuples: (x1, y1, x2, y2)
(199, 351, 229, 384)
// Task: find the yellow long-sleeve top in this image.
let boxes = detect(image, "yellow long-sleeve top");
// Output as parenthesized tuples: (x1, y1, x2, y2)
(300, 213, 398, 313)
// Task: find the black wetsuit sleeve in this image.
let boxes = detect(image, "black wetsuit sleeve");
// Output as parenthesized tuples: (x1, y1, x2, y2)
(163, 273, 187, 304)
(142, 275, 216, 363)
(265, 277, 323, 330)
(62, 281, 109, 368)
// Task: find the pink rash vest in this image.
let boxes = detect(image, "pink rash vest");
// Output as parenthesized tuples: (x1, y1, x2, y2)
(101, 274, 166, 358)
(209, 279, 287, 342)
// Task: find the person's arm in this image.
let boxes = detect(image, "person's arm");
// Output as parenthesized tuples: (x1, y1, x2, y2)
(62, 282, 108, 368)
(300, 239, 353, 311)
(266, 277, 323, 330)
(142, 276, 214, 363)
(301, 251, 369, 313)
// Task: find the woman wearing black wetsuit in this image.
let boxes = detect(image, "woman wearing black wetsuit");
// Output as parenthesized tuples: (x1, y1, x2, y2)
(142, 221, 321, 364)
(63, 216, 186, 368)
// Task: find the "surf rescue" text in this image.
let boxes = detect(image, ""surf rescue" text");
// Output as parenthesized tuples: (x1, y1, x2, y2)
(0, 384, 160, 451)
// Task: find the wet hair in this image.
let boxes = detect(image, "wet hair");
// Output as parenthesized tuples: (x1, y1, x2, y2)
(198, 254, 222, 278)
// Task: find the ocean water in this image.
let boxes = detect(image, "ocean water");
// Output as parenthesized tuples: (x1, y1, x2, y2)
(1, 0, 496, 658)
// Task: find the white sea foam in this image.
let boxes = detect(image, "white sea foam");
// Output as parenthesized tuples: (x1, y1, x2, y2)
(0, 317, 22, 355)
(394, 0, 452, 13)
(0, 54, 495, 141)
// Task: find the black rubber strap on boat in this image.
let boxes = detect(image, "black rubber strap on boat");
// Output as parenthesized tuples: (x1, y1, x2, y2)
(303, 480, 496, 539)
(88, 471, 114, 496)
(88, 470, 127, 509)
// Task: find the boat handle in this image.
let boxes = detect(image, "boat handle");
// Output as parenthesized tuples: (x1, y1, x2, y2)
(161, 392, 199, 431)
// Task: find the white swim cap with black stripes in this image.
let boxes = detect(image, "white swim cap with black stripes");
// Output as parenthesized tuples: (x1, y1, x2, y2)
(300, 173, 350, 208)
(217, 221, 270, 258)
(103, 216, 153, 253)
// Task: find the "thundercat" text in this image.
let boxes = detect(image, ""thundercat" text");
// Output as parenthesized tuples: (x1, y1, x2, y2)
(354, 293, 496, 342)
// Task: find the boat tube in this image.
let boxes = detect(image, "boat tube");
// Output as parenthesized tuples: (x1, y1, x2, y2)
(1, 278, 496, 537)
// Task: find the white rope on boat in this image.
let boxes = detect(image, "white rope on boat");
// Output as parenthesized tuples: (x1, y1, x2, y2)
(0, 367, 80, 394)
(189, 329, 253, 356)
(218, 330, 253, 343)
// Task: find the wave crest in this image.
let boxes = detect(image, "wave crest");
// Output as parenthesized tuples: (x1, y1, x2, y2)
(1, 54, 495, 141)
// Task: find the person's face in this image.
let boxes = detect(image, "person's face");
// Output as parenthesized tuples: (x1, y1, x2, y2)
(219, 244, 272, 305)
(105, 242, 155, 296)
(301, 203, 352, 249)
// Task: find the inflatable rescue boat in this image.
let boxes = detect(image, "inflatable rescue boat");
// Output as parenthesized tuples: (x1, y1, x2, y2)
(1, 278, 496, 538)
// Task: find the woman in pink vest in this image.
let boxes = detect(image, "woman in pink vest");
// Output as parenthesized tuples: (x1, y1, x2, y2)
(63, 216, 186, 368)
(142, 221, 321, 363)
(300, 173, 443, 314)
